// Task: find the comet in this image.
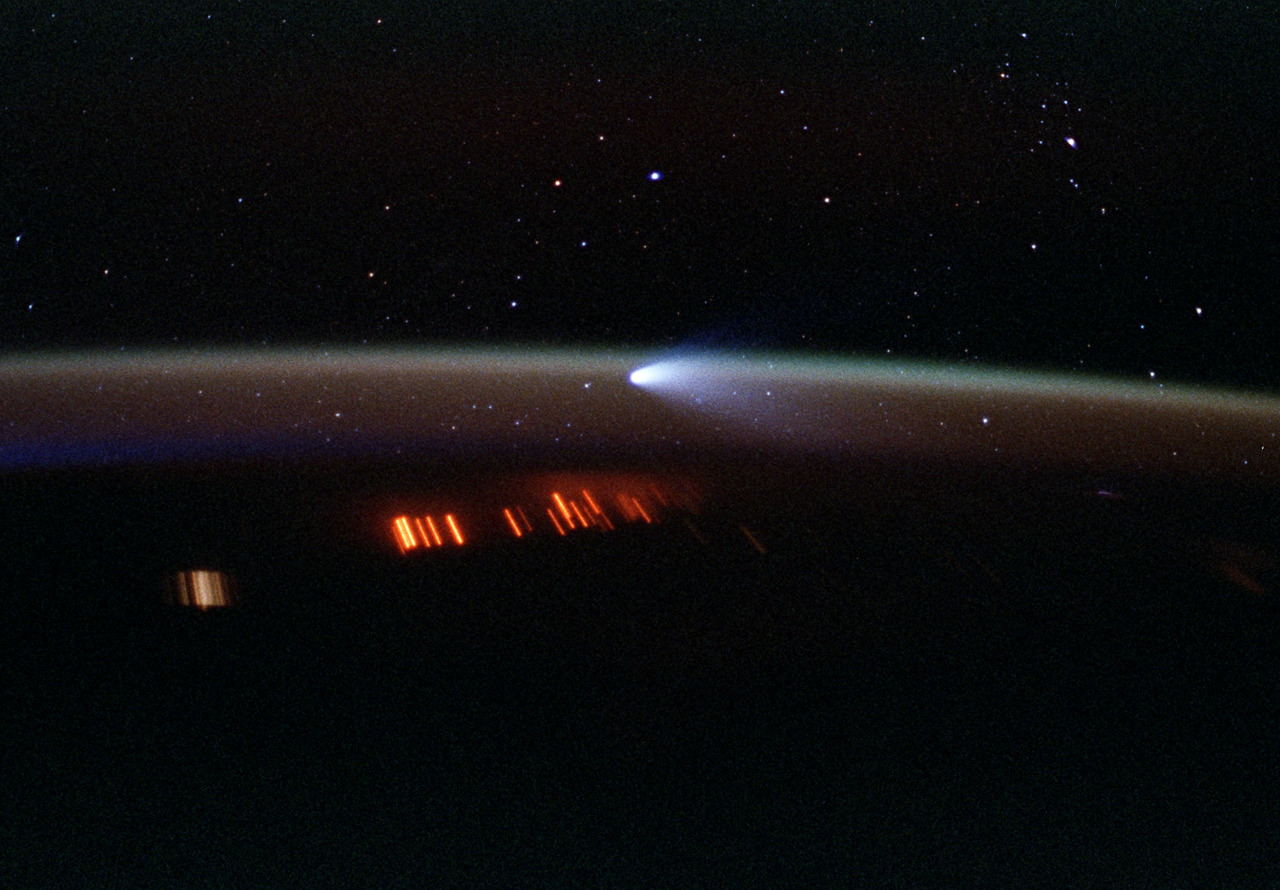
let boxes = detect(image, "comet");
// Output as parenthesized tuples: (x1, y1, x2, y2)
(628, 362, 689, 388)
(627, 354, 810, 444)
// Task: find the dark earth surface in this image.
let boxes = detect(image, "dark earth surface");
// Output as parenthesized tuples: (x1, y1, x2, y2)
(4, 452, 1279, 887)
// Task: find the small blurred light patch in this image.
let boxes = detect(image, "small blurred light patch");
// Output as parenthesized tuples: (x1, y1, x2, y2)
(165, 569, 236, 610)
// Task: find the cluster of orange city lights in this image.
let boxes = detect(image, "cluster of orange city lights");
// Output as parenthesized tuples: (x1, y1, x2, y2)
(389, 477, 693, 555)
(391, 512, 466, 553)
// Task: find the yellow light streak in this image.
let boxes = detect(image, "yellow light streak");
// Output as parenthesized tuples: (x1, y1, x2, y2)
(393, 515, 418, 552)
(629, 496, 652, 523)
(548, 507, 566, 535)
(425, 514, 444, 546)
(445, 513, 465, 545)
(503, 507, 523, 537)
(552, 492, 576, 528)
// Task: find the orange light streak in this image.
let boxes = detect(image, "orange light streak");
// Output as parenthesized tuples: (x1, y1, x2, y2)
(503, 507, 523, 537)
(393, 516, 418, 552)
(740, 524, 766, 553)
(629, 496, 652, 524)
(552, 492, 576, 528)
(413, 516, 432, 548)
(547, 507, 567, 535)
(516, 506, 533, 531)
(425, 515, 444, 546)
(445, 513, 465, 545)
(570, 500, 591, 528)
(616, 493, 635, 520)
(581, 489, 602, 515)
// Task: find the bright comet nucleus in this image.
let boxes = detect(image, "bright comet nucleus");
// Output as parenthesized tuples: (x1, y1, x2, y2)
(629, 361, 702, 388)
(629, 364, 670, 387)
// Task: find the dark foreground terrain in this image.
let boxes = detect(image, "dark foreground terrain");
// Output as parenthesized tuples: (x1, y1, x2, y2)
(3, 455, 1280, 887)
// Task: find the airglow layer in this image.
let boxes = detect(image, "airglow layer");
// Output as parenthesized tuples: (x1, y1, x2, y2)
(1, 347, 1279, 477)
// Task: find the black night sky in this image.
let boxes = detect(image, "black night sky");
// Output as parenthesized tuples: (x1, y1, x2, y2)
(2, 2, 1277, 387)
